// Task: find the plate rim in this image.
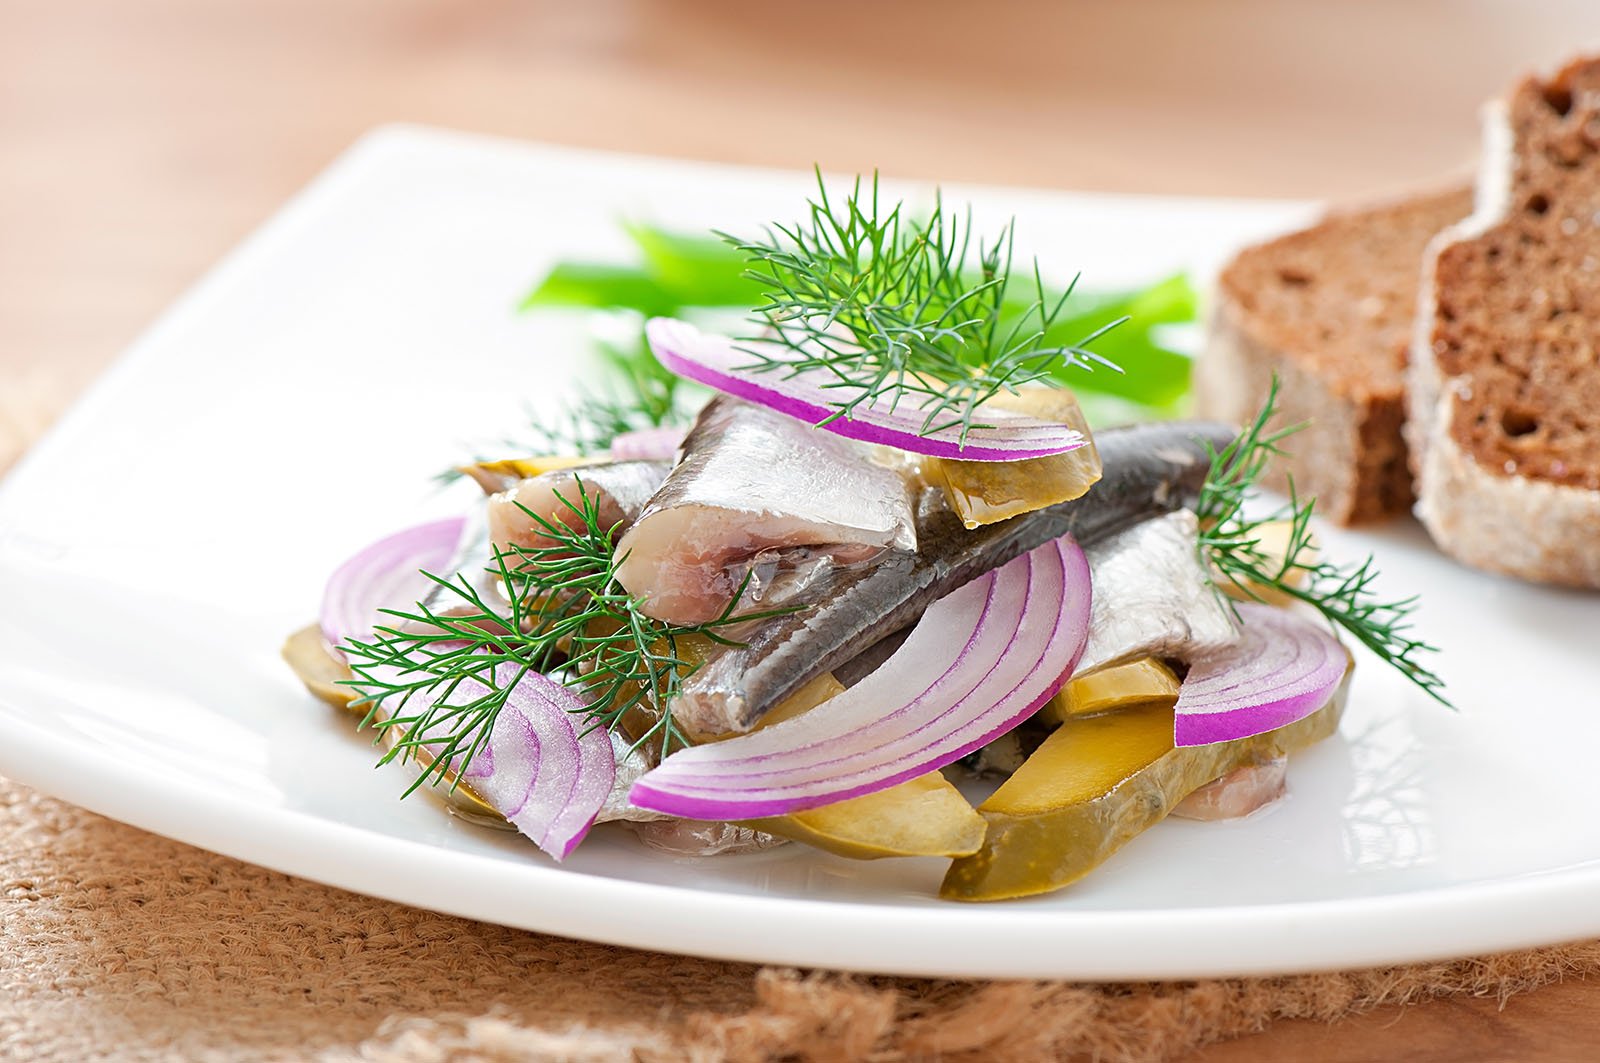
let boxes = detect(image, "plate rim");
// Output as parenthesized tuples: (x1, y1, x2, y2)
(3, 124, 1595, 981)
(6, 694, 1600, 981)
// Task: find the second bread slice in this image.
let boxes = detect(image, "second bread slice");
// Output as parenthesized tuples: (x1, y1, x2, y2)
(1197, 186, 1472, 523)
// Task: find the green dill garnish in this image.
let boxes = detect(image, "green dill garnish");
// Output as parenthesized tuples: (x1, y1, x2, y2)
(340, 480, 785, 791)
(524, 220, 1198, 418)
(720, 171, 1125, 442)
(1197, 379, 1450, 706)
(436, 335, 698, 484)
(521, 338, 687, 457)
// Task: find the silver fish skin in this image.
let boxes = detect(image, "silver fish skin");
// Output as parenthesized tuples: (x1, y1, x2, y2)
(614, 397, 917, 624)
(1076, 509, 1239, 675)
(671, 420, 1237, 736)
(487, 460, 671, 556)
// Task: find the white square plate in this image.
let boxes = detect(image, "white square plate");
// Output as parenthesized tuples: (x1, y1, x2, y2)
(2, 126, 1597, 979)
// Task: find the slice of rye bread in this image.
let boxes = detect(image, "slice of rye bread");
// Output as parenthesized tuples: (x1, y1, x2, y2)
(1409, 56, 1600, 588)
(1196, 185, 1473, 524)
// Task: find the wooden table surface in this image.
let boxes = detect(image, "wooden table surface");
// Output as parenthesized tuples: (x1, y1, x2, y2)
(5, 1, 1600, 1058)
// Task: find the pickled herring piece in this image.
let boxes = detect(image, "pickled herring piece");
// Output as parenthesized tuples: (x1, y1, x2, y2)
(488, 460, 670, 555)
(1076, 510, 1239, 676)
(1171, 755, 1287, 821)
(745, 771, 986, 860)
(926, 388, 1103, 529)
(940, 659, 1349, 901)
(615, 396, 917, 625)
(628, 819, 788, 856)
(1039, 656, 1181, 726)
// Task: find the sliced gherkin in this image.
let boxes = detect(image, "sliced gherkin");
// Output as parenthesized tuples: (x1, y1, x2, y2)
(708, 671, 986, 859)
(1218, 518, 1319, 607)
(924, 388, 1103, 529)
(459, 454, 600, 494)
(941, 655, 1350, 901)
(1038, 655, 1182, 726)
(744, 771, 986, 859)
(282, 624, 359, 711)
(281, 623, 511, 830)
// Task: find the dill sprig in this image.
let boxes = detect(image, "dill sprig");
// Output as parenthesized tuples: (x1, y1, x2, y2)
(437, 336, 698, 484)
(1196, 379, 1450, 707)
(340, 481, 782, 792)
(720, 170, 1124, 443)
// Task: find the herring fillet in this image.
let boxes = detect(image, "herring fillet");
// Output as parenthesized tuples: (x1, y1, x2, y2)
(1076, 509, 1240, 675)
(416, 461, 671, 632)
(487, 460, 671, 555)
(614, 397, 917, 624)
(672, 421, 1237, 736)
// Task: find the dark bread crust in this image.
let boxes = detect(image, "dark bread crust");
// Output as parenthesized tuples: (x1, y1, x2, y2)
(1409, 56, 1600, 588)
(1198, 187, 1472, 523)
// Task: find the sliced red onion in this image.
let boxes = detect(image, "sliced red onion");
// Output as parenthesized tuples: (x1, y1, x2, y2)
(646, 317, 1089, 462)
(382, 658, 616, 860)
(629, 535, 1091, 819)
(460, 663, 616, 859)
(609, 426, 685, 462)
(320, 517, 468, 654)
(1173, 603, 1348, 747)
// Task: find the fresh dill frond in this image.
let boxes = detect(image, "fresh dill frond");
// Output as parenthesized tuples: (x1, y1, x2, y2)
(339, 480, 785, 792)
(720, 170, 1125, 443)
(435, 335, 698, 484)
(1196, 379, 1450, 707)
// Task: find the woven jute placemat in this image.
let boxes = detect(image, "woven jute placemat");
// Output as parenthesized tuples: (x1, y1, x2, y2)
(4, 775, 1598, 1062)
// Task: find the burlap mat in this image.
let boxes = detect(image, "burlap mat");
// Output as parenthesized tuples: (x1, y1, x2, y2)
(6, 775, 1600, 1062)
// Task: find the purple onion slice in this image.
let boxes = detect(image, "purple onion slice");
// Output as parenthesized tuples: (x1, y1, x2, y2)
(1174, 603, 1348, 747)
(609, 426, 685, 462)
(647, 317, 1089, 462)
(319, 517, 467, 654)
(628, 534, 1092, 820)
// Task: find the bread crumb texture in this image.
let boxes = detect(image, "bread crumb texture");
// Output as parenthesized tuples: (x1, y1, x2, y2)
(1429, 58, 1600, 491)
(1201, 187, 1471, 523)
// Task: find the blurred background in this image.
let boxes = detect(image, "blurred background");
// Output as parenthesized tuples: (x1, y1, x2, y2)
(4, 0, 1599, 468)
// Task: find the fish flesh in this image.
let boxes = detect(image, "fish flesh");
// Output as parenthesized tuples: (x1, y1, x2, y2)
(671, 420, 1237, 737)
(487, 460, 671, 556)
(614, 397, 917, 624)
(624, 818, 788, 856)
(1171, 756, 1288, 820)
(396, 461, 669, 635)
(1075, 509, 1239, 676)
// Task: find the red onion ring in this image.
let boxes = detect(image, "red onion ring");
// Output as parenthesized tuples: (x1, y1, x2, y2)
(1174, 603, 1348, 746)
(628, 534, 1092, 819)
(647, 317, 1089, 462)
(609, 425, 685, 462)
(320, 518, 467, 655)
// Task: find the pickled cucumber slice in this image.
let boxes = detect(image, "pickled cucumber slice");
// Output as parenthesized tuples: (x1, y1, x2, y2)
(1038, 656, 1181, 726)
(925, 389, 1103, 529)
(1218, 519, 1318, 606)
(281, 623, 510, 829)
(282, 624, 358, 711)
(941, 658, 1350, 901)
(712, 672, 985, 859)
(745, 772, 986, 859)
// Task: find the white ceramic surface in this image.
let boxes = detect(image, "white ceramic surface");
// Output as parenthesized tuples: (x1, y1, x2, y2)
(2, 126, 1597, 980)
